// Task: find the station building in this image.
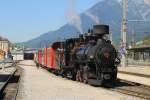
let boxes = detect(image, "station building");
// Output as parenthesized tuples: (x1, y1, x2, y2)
(0, 36, 11, 60)
(11, 50, 24, 61)
(11, 48, 36, 61)
(127, 45, 150, 66)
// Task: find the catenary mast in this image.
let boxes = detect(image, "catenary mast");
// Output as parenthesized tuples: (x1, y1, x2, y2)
(121, 0, 128, 67)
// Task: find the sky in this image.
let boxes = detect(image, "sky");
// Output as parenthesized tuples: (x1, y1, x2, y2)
(0, 0, 101, 43)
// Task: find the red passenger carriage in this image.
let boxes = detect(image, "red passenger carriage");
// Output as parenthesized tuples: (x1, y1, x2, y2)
(38, 49, 43, 65)
(36, 42, 63, 70)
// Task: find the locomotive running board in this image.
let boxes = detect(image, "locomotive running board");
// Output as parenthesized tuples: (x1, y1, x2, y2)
(88, 79, 103, 86)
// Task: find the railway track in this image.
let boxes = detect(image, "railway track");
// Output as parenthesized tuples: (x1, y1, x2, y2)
(103, 79, 150, 100)
(0, 66, 21, 100)
(118, 71, 150, 78)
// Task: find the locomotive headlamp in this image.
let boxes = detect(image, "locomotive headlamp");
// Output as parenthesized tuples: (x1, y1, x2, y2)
(115, 58, 121, 65)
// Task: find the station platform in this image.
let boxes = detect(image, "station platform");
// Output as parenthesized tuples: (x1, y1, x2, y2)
(118, 65, 150, 86)
(17, 60, 132, 100)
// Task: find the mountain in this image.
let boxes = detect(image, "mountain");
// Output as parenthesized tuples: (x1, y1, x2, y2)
(23, 0, 150, 48)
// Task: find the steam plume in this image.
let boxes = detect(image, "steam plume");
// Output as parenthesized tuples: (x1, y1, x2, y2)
(85, 11, 100, 24)
(144, 0, 150, 5)
(66, 0, 83, 33)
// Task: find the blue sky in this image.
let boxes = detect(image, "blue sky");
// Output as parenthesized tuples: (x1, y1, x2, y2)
(0, 0, 101, 43)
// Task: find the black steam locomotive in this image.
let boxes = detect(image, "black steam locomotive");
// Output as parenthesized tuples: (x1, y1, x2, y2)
(58, 25, 120, 85)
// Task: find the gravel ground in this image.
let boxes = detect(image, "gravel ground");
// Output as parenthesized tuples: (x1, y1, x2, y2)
(118, 73, 150, 86)
(16, 60, 141, 100)
(118, 66, 150, 76)
(118, 65, 150, 86)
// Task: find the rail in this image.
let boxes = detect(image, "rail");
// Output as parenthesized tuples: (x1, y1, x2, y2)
(103, 79, 150, 100)
(118, 71, 150, 78)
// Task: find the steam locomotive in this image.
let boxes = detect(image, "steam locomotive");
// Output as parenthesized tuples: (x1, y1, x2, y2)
(35, 25, 120, 85)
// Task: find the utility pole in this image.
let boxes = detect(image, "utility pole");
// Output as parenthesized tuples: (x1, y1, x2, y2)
(121, 0, 128, 67)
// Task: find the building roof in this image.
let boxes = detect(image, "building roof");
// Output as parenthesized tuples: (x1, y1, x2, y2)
(11, 50, 24, 54)
(0, 36, 9, 42)
(128, 45, 150, 52)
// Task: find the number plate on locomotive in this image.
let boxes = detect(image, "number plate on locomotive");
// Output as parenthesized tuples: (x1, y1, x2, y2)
(104, 74, 110, 79)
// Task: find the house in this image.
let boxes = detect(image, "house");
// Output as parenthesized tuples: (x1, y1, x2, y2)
(0, 36, 11, 60)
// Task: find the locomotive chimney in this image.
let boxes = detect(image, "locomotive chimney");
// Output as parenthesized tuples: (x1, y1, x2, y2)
(93, 25, 109, 35)
(79, 34, 83, 38)
(88, 28, 93, 34)
(79, 34, 84, 44)
(88, 29, 91, 33)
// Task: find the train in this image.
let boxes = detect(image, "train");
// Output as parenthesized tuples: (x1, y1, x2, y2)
(34, 25, 120, 85)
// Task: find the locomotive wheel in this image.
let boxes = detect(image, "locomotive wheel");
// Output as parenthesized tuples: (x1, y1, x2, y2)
(71, 72, 76, 80)
(76, 70, 82, 82)
(111, 72, 117, 80)
(82, 66, 88, 84)
(83, 73, 88, 84)
(76, 71, 79, 81)
(61, 69, 67, 78)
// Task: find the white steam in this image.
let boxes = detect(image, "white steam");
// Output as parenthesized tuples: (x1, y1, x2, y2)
(144, 0, 150, 5)
(66, 0, 83, 33)
(85, 11, 100, 24)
